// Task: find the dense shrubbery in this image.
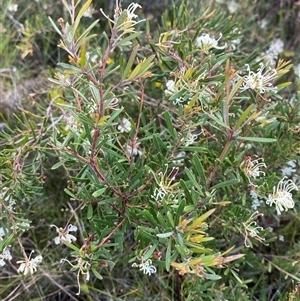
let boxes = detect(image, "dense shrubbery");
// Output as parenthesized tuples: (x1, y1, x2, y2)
(0, 0, 300, 300)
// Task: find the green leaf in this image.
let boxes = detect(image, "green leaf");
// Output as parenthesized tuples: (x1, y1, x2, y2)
(157, 231, 174, 238)
(230, 269, 244, 284)
(87, 204, 93, 220)
(64, 188, 77, 199)
(143, 241, 159, 261)
(237, 136, 277, 143)
(180, 180, 194, 204)
(184, 168, 202, 193)
(92, 188, 106, 198)
(276, 82, 292, 89)
(174, 199, 185, 225)
(166, 211, 175, 228)
(128, 55, 155, 79)
(236, 104, 255, 129)
(204, 273, 222, 280)
(73, 0, 93, 37)
(166, 239, 172, 271)
(76, 19, 99, 47)
(163, 111, 177, 140)
(122, 45, 139, 79)
(51, 158, 68, 170)
(142, 210, 157, 227)
(207, 112, 230, 130)
(192, 154, 206, 186)
(227, 77, 243, 101)
(115, 32, 142, 47)
(91, 267, 103, 280)
(48, 16, 63, 37)
(175, 244, 190, 257)
(210, 178, 239, 190)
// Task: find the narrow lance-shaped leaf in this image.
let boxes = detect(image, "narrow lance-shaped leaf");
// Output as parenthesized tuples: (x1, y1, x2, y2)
(189, 208, 216, 229)
(123, 44, 139, 79)
(236, 104, 255, 129)
(237, 136, 277, 143)
(79, 38, 86, 67)
(128, 55, 155, 79)
(73, 0, 93, 38)
(76, 19, 100, 46)
(165, 239, 172, 271)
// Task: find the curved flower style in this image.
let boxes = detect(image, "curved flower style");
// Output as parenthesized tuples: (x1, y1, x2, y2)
(196, 33, 227, 53)
(50, 224, 78, 245)
(132, 259, 157, 276)
(240, 63, 277, 94)
(150, 165, 179, 202)
(243, 211, 265, 248)
(266, 177, 298, 215)
(126, 3, 142, 20)
(240, 157, 266, 186)
(61, 254, 92, 295)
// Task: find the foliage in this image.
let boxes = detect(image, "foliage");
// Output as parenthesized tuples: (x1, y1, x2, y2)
(0, 0, 300, 300)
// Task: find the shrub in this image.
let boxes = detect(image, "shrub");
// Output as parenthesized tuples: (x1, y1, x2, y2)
(0, 0, 299, 300)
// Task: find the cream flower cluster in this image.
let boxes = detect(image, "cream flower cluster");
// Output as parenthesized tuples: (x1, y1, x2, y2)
(117, 117, 131, 133)
(242, 157, 298, 216)
(196, 33, 227, 53)
(240, 157, 266, 187)
(17, 252, 43, 275)
(266, 176, 298, 215)
(61, 253, 93, 295)
(239, 63, 277, 94)
(51, 224, 78, 245)
(0, 247, 12, 266)
(132, 258, 157, 276)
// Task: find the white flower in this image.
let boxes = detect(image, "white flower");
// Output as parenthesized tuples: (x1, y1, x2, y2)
(173, 97, 185, 105)
(125, 140, 143, 156)
(165, 80, 176, 95)
(61, 254, 93, 295)
(50, 224, 77, 245)
(266, 177, 298, 215)
(227, 1, 239, 13)
(0, 247, 12, 266)
(256, 113, 277, 127)
(278, 235, 284, 242)
(196, 33, 227, 53)
(173, 151, 186, 164)
(126, 3, 142, 20)
(8, 4, 18, 12)
(282, 160, 297, 176)
(258, 19, 268, 29)
(17, 252, 43, 275)
(150, 165, 179, 202)
(240, 157, 266, 186)
(182, 131, 201, 146)
(260, 38, 284, 66)
(294, 63, 300, 79)
(250, 190, 262, 210)
(11, 222, 31, 232)
(0, 227, 7, 240)
(240, 63, 278, 94)
(132, 259, 157, 276)
(268, 39, 284, 56)
(83, 5, 94, 18)
(117, 117, 131, 133)
(243, 211, 265, 248)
